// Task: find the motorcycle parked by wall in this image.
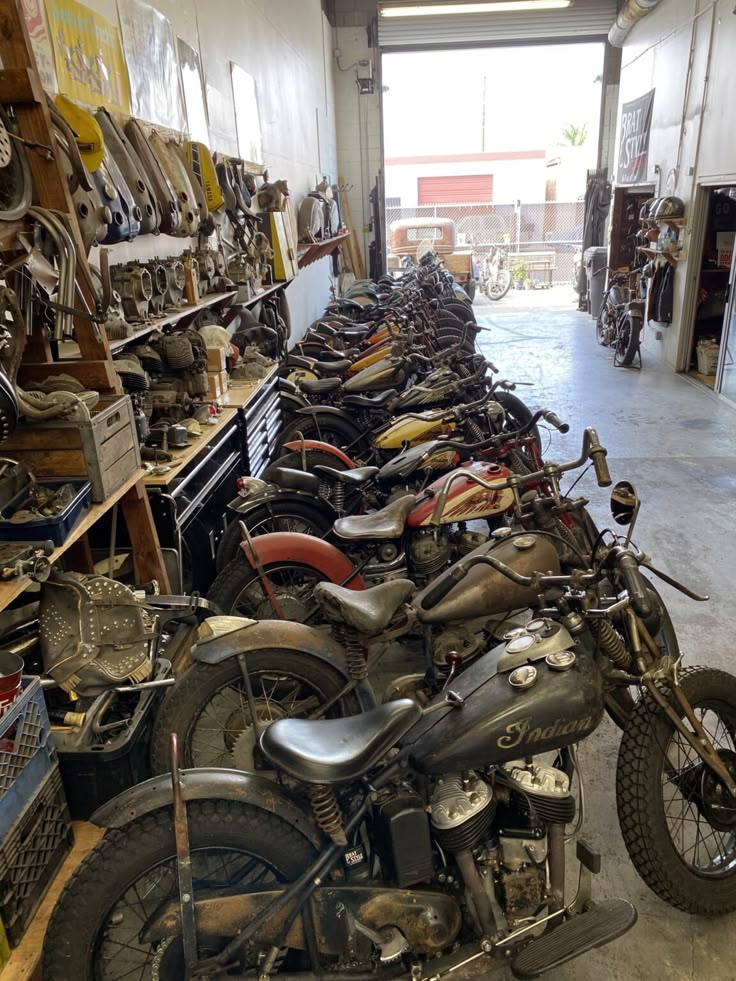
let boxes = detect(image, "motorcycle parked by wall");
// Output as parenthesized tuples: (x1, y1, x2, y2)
(595, 267, 644, 368)
(44, 480, 736, 980)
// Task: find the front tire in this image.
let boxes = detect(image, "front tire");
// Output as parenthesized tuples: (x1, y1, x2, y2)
(150, 649, 359, 773)
(43, 801, 316, 981)
(617, 666, 736, 914)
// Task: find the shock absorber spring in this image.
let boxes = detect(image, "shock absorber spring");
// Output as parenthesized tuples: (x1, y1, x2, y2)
(509, 448, 533, 475)
(554, 516, 581, 553)
(309, 785, 346, 844)
(466, 416, 485, 442)
(334, 623, 368, 680)
(332, 481, 345, 515)
(590, 618, 632, 670)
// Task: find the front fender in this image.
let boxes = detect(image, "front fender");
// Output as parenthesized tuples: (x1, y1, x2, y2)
(240, 531, 366, 588)
(90, 768, 323, 848)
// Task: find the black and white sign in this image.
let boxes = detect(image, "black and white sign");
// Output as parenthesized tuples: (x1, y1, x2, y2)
(617, 89, 655, 185)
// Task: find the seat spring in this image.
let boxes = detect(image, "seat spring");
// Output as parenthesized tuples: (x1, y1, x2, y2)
(590, 618, 632, 670)
(333, 481, 345, 515)
(310, 784, 346, 844)
(334, 623, 368, 680)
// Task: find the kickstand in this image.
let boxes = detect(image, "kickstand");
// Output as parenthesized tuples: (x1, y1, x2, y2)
(170, 733, 199, 975)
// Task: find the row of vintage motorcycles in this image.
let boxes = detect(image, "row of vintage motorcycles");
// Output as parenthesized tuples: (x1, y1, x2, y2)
(44, 256, 736, 981)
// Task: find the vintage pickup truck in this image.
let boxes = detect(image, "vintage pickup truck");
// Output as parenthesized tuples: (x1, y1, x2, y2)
(387, 217, 479, 300)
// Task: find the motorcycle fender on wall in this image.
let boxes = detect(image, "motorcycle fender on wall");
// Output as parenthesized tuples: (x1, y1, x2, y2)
(239, 532, 366, 589)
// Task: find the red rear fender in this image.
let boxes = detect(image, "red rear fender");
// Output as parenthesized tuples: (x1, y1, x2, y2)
(282, 440, 357, 469)
(240, 532, 365, 589)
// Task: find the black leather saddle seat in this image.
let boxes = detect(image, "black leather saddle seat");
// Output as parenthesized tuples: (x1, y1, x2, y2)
(314, 578, 415, 632)
(338, 326, 370, 340)
(263, 466, 320, 494)
(301, 377, 342, 394)
(311, 359, 352, 376)
(342, 389, 398, 409)
(312, 464, 379, 486)
(260, 698, 422, 785)
(334, 494, 416, 541)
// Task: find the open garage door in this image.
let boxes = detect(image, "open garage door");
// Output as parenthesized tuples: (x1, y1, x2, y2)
(377, 0, 617, 49)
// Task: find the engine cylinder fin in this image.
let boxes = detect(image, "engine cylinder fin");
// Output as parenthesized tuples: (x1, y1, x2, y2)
(516, 792, 576, 826)
(433, 804, 495, 852)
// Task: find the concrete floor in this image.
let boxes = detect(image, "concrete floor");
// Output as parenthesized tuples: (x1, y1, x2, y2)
(463, 286, 736, 980)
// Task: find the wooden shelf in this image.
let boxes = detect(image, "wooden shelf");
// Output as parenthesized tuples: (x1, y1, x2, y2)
(0, 468, 167, 611)
(243, 280, 292, 305)
(297, 232, 350, 269)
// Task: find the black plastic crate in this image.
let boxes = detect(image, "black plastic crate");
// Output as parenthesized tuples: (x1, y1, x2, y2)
(0, 764, 73, 947)
(55, 661, 170, 820)
(0, 479, 91, 546)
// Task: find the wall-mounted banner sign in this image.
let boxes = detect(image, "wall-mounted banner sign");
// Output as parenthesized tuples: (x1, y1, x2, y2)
(617, 89, 655, 185)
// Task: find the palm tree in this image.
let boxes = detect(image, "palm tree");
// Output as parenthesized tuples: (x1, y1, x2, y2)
(561, 123, 588, 146)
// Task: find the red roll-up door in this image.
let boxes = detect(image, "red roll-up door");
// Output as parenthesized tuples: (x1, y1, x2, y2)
(418, 175, 493, 205)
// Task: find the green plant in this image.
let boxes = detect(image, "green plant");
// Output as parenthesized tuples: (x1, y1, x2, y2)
(512, 260, 527, 282)
(561, 122, 588, 146)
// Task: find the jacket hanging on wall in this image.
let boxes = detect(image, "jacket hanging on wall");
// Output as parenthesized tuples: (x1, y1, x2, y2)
(646, 261, 674, 324)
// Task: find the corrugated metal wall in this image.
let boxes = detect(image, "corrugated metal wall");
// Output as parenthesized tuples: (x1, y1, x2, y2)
(378, 0, 618, 48)
(418, 174, 494, 203)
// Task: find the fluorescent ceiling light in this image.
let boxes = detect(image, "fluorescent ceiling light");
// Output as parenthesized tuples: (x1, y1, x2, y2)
(380, 1, 572, 16)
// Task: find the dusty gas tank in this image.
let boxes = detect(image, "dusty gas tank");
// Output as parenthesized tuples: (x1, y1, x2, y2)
(413, 533, 560, 623)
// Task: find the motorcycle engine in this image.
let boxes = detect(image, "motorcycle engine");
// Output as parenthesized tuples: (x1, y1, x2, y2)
(410, 529, 452, 581)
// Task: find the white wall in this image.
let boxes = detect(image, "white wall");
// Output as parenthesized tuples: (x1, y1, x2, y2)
(333, 24, 382, 273)
(616, 0, 736, 369)
(69, 0, 338, 340)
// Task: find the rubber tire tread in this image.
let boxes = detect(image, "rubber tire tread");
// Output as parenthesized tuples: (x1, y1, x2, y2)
(42, 801, 317, 981)
(150, 649, 360, 773)
(616, 665, 736, 914)
(619, 315, 640, 366)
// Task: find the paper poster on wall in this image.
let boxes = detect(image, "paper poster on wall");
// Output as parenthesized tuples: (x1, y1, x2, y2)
(46, 0, 130, 112)
(22, 0, 58, 92)
(205, 82, 238, 157)
(617, 89, 655, 185)
(117, 0, 185, 131)
(230, 62, 263, 165)
(177, 38, 209, 145)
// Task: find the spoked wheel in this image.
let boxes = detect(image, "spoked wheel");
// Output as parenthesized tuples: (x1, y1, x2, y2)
(0, 109, 32, 221)
(208, 559, 327, 621)
(613, 315, 641, 367)
(215, 503, 333, 572)
(617, 666, 736, 913)
(595, 302, 614, 346)
(486, 269, 512, 301)
(150, 648, 360, 773)
(42, 802, 316, 981)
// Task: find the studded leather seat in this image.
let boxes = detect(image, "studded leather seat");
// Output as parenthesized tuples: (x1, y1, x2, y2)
(314, 579, 415, 632)
(333, 494, 416, 541)
(260, 699, 422, 784)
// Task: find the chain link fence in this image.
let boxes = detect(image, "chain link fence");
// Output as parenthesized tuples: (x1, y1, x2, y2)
(386, 201, 585, 286)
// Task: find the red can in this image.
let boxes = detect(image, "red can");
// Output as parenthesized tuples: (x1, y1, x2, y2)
(0, 652, 24, 717)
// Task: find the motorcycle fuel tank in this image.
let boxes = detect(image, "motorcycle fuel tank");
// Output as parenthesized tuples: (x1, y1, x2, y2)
(374, 413, 457, 450)
(343, 358, 406, 393)
(407, 461, 516, 527)
(406, 633, 604, 774)
(413, 534, 561, 624)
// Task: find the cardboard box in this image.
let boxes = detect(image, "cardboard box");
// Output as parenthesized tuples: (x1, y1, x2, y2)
(207, 370, 228, 399)
(206, 346, 227, 372)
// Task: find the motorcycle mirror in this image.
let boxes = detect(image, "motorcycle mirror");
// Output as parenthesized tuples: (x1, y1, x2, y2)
(610, 480, 640, 526)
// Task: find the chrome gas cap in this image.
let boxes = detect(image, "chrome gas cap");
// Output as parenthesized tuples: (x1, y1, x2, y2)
(509, 664, 538, 689)
(512, 535, 536, 550)
(527, 619, 547, 633)
(546, 650, 576, 671)
(503, 627, 527, 642)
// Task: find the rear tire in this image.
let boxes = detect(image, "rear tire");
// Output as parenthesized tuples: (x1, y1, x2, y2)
(495, 391, 541, 453)
(615, 315, 641, 367)
(150, 649, 360, 773)
(208, 558, 329, 622)
(43, 802, 317, 981)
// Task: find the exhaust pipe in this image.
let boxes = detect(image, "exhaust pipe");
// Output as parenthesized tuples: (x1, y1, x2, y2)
(608, 0, 663, 48)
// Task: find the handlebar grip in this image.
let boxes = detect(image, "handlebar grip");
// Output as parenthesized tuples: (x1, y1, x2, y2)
(591, 447, 611, 487)
(618, 554, 652, 618)
(420, 564, 468, 610)
(542, 410, 570, 434)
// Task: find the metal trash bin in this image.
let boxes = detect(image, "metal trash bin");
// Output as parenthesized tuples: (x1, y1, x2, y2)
(584, 247, 609, 319)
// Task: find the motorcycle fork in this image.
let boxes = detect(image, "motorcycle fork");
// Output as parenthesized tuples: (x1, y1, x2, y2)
(238, 522, 285, 620)
(629, 613, 736, 797)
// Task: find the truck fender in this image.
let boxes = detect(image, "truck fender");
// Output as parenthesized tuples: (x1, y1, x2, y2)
(90, 767, 323, 848)
(239, 531, 366, 589)
(282, 439, 357, 469)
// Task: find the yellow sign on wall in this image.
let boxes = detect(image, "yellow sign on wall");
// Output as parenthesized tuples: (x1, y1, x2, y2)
(46, 0, 130, 113)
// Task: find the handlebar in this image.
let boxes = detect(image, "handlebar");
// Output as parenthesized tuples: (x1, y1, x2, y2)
(612, 547, 652, 618)
(541, 410, 569, 434)
(428, 427, 610, 526)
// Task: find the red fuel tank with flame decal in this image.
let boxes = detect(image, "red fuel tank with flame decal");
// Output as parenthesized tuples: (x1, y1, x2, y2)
(407, 461, 516, 527)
